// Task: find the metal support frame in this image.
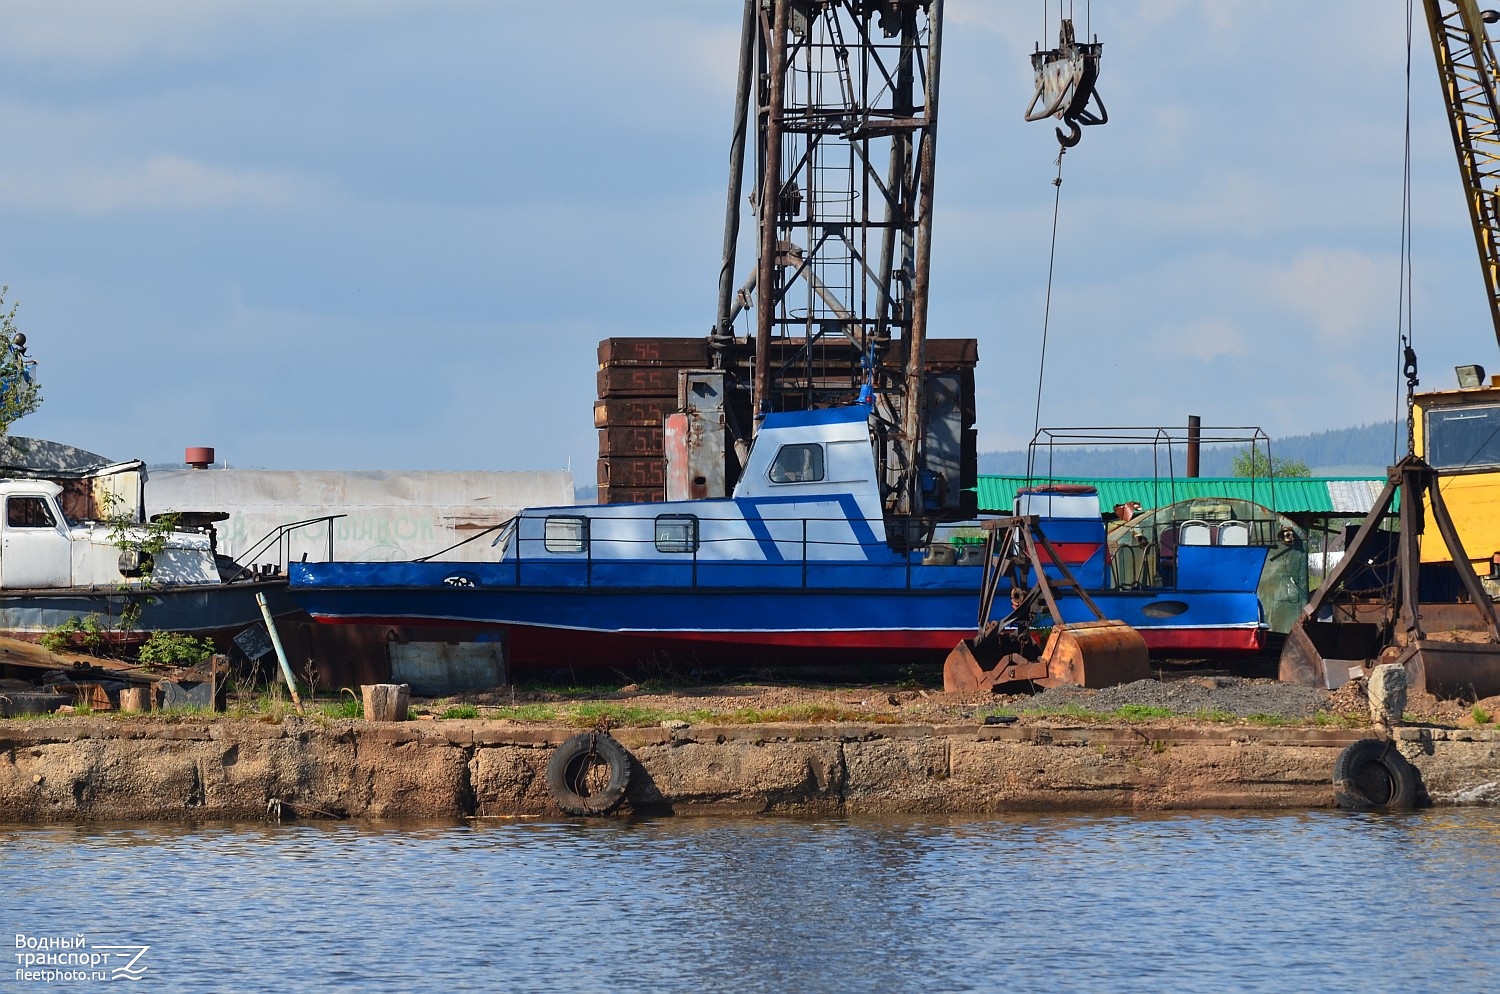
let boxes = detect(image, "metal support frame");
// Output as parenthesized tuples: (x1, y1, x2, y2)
(1279, 456, 1500, 695)
(724, 0, 944, 517)
(1292, 458, 1500, 643)
(973, 514, 1111, 639)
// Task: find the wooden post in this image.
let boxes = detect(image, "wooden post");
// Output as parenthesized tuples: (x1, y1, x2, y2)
(361, 684, 410, 722)
(119, 687, 149, 713)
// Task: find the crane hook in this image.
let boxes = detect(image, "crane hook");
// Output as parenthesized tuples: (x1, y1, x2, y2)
(1026, 18, 1105, 149)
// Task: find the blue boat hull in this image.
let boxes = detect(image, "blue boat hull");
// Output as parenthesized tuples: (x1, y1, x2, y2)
(290, 560, 1265, 670)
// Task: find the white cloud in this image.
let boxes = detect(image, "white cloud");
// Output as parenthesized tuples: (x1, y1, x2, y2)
(0, 156, 305, 214)
(0, 0, 487, 63)
(1166, 318, 1250, 361)
(1266, 249, 1397, 344)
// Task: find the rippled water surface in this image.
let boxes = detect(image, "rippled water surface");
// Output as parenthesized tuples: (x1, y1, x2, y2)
(4, 809, 1498, 993)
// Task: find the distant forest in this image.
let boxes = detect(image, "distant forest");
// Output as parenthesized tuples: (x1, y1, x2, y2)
(977, 421, 1400, 478)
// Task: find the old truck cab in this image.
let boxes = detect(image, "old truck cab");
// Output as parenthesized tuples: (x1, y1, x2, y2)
(0, 479, 219, 590)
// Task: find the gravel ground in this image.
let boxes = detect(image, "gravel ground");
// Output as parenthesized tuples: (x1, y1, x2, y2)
(445, 669, 1485, 729)
(1021, 676, 1329, 720)
(450, 672, 1376, 727)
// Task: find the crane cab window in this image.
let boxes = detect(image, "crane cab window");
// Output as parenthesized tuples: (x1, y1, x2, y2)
(769, 443, 825, 484)
(543, 516, 589, 554)
(7, 496, 57, 529)
(1426, 405, 1500, 470)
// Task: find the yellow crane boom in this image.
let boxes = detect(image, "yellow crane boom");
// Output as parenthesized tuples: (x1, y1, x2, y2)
(1424, 0, 1500, 347)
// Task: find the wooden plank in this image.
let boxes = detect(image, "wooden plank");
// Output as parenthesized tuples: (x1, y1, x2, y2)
(0, 635, 137, 673)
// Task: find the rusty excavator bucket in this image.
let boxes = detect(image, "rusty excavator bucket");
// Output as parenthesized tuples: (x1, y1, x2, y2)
(944, 517, 1150, 694)
(945, 620, 1149, 693)
(1278, 456, 1500, 699)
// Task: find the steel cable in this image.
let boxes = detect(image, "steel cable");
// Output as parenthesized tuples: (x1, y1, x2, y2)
(1031, 147, 1067, 443)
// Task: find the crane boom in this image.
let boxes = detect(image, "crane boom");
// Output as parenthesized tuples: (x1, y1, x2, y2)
(1424, 0, 1500, 347)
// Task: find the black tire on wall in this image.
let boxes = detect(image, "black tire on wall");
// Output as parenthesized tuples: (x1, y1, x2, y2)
(1334, 738, 1419, 810)
(546, 732, 632, 816)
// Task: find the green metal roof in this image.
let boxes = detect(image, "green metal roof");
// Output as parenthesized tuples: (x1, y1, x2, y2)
(975, 475, 1389, 516)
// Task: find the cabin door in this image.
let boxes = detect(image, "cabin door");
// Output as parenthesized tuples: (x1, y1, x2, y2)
(1, 495, 73, 588)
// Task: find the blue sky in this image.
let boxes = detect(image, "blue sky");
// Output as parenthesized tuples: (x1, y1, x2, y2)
(0, 1, 1487, 472)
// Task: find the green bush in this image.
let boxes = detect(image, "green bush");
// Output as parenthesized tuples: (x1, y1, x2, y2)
(40, 614, 105, 654)
(137, 631, 215, 670)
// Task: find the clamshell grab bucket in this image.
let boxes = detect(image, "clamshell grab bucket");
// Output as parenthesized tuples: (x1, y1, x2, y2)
(945, 515, 1149, 693)
(1278, 456, 1500, 698)
(944, 619, 1148, 693)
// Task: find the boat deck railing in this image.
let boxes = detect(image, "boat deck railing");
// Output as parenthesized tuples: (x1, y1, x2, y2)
(236, 514, 347, 574)
(491, 512, 986, 591)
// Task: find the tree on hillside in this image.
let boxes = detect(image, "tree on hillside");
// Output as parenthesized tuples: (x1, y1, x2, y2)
(1232, 446, 1310, 478)
(0, 285, 42, 435)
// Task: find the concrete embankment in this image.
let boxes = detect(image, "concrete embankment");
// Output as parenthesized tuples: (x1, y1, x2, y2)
(2, 718, 1497, 822)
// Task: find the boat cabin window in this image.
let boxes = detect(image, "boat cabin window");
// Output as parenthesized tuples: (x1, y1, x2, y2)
(543, 516, 589, 554)
(1426, 404, 1500, 470)
(655, 514, 699, 553)
(7, 496, 57, 529)
(769, 443, 825, 484)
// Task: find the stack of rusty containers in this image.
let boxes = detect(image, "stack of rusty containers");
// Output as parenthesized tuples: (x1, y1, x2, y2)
(595, 337, 979, 506)
(595, 338, 709, 504)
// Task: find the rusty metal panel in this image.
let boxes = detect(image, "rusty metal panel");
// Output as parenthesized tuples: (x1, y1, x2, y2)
(899, 337, 981, 367)
(597, 366, 682, 398)
(678, 368, 727, 414)
(1409, 639, 1500, 698)
(600, 486, 665, 505)
(598, 426, 664, 458)
(159, 677, 219, 710)
(389, 641, 506, 696)
(666, 370, 729, 500)
(665, 408, 728, 499)
(594, 398, 677, 428)
(877, 338, 980, 369)
(597, 458, 666, 489)
(665, 412, 693, 501)
(52, 468, 145, 523)
(89, 470, 144, 521)
(597, 338, 710, 367)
